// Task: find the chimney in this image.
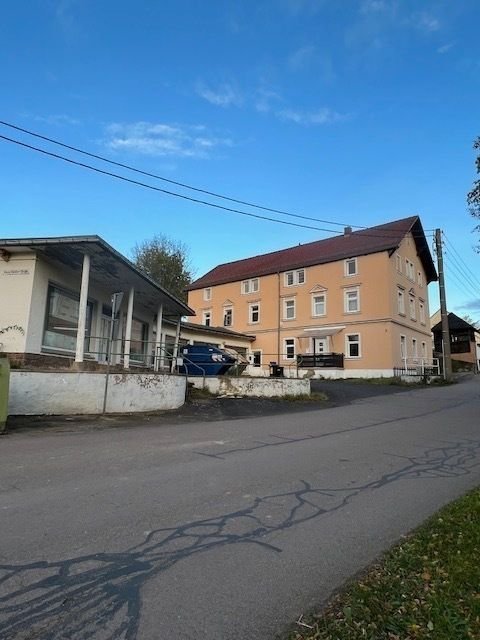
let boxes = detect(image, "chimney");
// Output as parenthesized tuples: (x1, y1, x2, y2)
(344, 226, 352, 235)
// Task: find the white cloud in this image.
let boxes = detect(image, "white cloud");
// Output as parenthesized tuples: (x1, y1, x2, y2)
(104, 122, 233, 158)
(360, 0, 388, 14)
(347, 3, 442, 55)
(276, 107, 347, 125)
(413, 11, 440, 33)
(288, 45, 317, 71)
(34, 114, 80, 126)
(196, 82, 243, 107)
(254, 88, 283, 113)
(54, 0, 83, 39)
(437, 42, 454, 54)
(281, 0, 326, 16)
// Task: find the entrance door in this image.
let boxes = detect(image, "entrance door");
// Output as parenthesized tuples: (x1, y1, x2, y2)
(313, 337, 328, 354)
(98, 316, 112, 363)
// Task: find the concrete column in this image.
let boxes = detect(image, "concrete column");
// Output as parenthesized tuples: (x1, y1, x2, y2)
(114, 312, 124, 365)
(75, 253, 90, 363)
(154, 304, 163, 372)
(123, 287, 134, 370)
(171, 317, 182, 372)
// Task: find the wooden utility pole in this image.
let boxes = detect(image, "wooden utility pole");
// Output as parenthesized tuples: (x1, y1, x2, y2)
(435, 229, 452, 380)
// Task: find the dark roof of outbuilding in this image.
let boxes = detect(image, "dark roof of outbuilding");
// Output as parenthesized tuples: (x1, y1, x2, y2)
(431, 312, 478, 333)
(187, 216, 437, 290)
(163, 319, 255, 341)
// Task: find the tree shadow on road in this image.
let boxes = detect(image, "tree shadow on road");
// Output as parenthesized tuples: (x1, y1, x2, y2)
(1, 438, 479, 640)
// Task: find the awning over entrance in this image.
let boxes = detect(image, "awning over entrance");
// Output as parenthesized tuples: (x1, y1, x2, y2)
(298, 325, 346, 339)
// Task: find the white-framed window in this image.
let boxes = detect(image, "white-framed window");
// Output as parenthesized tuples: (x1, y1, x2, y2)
(203, 287, 212, 301)
(202, 310, 212, 327)
(400, 335, 406, 358)
(412, 338, 418, 358)
(284, 338, 295, 360)
(251, 350, 262, 367)
(405, 259, 415, 281)
(397, 288, 405, 315)
(344, 287, 360, 313)
(419, 300, 426, 324)
(283, 298, 296, 320)
(344, 257, 358, 277)
(396, 253, 402, 273)
(284, 269, 305, 287)
(421, 341, 427, 358)
(241, 278, 259, 294)
(345, 333, 361, 358)
(417, 271, 423, 287)
(43, 284, 94, 353)
(223, 307, 233, 327)
(312, 293, 326, 317)
(409, 296, 416, 320)
(249, 302, 260, 324)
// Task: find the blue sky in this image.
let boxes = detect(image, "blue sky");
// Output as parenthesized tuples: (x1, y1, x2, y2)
(1, 0, 479, 320)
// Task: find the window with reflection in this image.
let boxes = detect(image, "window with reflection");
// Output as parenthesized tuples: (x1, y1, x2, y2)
(43, 284, 93, 353)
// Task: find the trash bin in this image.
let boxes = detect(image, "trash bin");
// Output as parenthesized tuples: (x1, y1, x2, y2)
(0, 354, 10, 433)
(269, 362, 284, 377)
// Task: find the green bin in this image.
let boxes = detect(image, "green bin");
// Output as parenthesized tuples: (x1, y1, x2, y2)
(0, 354, 10, 433)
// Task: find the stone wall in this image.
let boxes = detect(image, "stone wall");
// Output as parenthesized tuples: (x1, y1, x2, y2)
(8, 371, 186, 415)
(189, 375, 310, 397)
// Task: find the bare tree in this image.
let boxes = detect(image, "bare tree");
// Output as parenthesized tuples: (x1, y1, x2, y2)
(467, 136, 480, 251)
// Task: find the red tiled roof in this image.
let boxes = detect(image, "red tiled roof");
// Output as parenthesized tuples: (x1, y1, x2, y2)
(187, 216, 437, 290)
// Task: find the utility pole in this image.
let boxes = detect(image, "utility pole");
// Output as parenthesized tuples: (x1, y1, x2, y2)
(435, 229, 452, 380)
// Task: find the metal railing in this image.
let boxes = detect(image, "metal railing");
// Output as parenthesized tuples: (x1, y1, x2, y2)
(395, 357, 440, 377)
(296, 353, 344, 369)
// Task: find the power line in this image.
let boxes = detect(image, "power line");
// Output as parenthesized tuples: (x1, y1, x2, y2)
(0, 119, 436, 238)
(0, 133, 344, 234)
(443, 253, 480, 300)
(442, 233, 480, 290)
(444, 251, 480, 298)
(0, 119, 366, 230)
(0, 131, 435, 241)
(442, 239, 480, 297)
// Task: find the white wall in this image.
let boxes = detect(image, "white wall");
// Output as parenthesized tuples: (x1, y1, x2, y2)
(0, 253, 36, 352)
(9, 371, 186, 415)
(23, 254, 158, 361)
(189, 376, 310, 397)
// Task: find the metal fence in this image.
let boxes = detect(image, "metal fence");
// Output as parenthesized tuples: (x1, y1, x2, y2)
(394, 357, 440, 377)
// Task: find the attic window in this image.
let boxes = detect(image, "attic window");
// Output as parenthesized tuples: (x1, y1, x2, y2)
(344, 258, 358, 276)
(285, 269, 305, 287)
(241, 278, 259, 294)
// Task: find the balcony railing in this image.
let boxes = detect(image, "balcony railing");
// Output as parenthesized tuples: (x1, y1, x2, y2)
(297, 353, 344, 369)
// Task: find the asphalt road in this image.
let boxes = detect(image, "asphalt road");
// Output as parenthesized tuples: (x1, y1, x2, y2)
(1, 377, 479, 640)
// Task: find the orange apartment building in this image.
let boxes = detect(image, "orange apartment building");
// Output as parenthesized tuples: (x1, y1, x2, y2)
(186, 216, 437, 378)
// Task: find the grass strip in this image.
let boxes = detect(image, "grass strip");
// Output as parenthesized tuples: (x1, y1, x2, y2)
(291, 488, 480, 640)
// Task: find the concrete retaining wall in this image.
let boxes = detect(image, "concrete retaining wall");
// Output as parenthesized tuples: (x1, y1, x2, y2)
(190, 376, 310, 397)
(8, 371, 186, 415)
(297, 368, 395, 380)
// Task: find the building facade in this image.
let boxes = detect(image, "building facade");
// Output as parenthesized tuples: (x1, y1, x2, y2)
(0, 236, 252, 370)
(187, 217, 437, 378)
(431, 311, 480, 373)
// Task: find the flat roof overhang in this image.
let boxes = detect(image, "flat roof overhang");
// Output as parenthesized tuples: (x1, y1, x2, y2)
(298, 325, 346, 339)
(0, 235, 194, 317)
